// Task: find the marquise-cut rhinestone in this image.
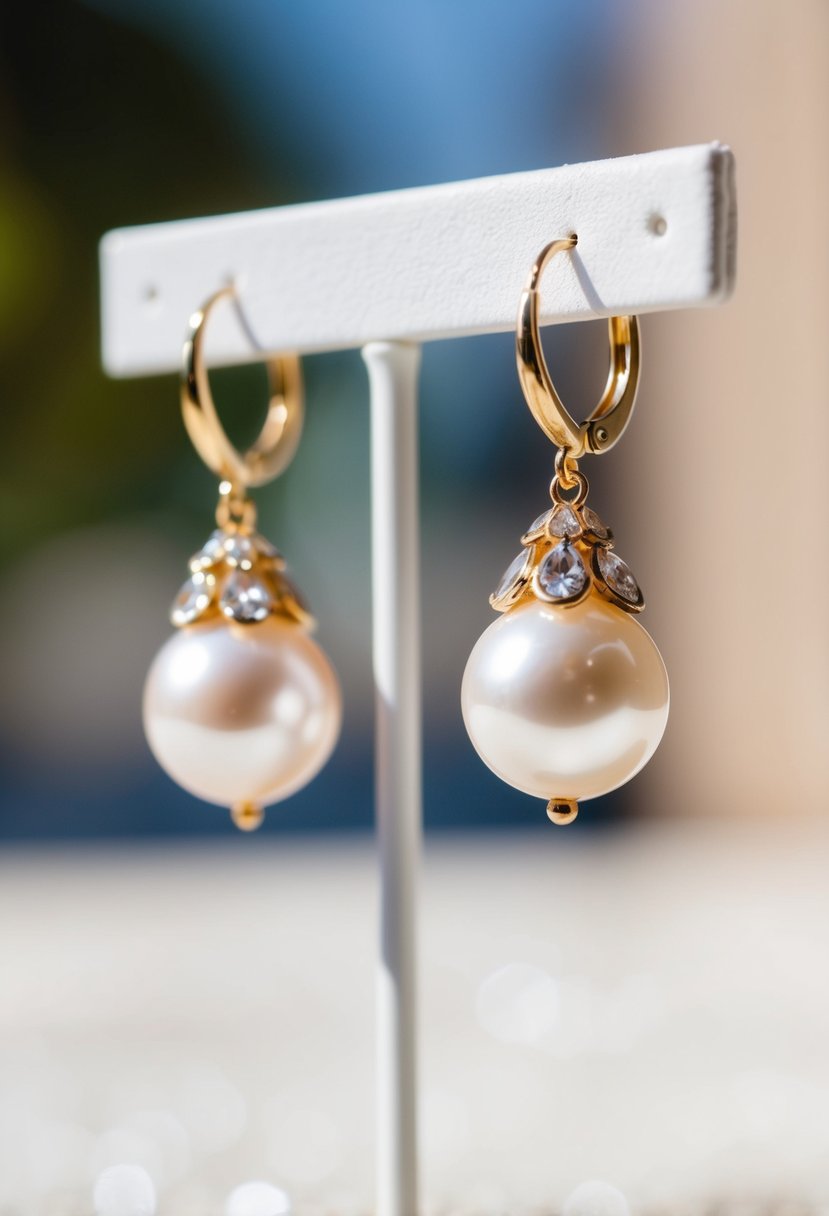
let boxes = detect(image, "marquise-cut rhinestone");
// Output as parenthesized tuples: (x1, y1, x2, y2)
(189, 529, 228, 571)
(581, 506, 610, 539)
(549, 505, 581, 538)
(536, 540, 589, 602)
(171, 572, 215, 626)
(493, 550, 529, 603)
(522, 509, 552, 540)
(223, 534, 256, 569)
(278, 572, 312, 615)
(220, 572, 273, 622)
(597, 548, 641, 604)
(253, 533, 282, 560)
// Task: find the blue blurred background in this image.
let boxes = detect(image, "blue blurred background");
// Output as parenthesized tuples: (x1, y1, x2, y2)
(0, 0, 636, 838)
(1, 1, 825, 841)
(4, 5, 829, 1211)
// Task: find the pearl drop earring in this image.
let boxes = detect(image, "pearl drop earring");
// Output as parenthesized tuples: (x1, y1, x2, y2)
(462, 236, 669, 825)
(143, 287, 341, 831)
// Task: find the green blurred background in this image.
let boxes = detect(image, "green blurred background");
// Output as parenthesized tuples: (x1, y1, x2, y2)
(0, 0, 633, 838)
(2, 1, 825, 841)
(2, 7, 829, 1209)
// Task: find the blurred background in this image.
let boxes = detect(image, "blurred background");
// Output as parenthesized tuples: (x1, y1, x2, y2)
(0, 0, 638, 839)
(0, 0, 828, 1212)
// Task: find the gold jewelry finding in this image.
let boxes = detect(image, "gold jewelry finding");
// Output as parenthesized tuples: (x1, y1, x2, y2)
(515, 235, 640, 459)
(461, 237, 668, 828)
(142, 286, 342, 833)
(181, 285, 303, 489)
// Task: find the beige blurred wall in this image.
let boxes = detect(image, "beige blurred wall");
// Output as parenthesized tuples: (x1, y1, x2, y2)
(621, 0, 829, 817)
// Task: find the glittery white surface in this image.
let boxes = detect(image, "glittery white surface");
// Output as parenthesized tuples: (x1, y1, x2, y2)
(1, 824, 828, 1214)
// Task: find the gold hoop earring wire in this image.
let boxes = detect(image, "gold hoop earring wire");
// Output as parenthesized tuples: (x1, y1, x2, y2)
(515, 235, 641, 481)
(181, 285, 303, 495)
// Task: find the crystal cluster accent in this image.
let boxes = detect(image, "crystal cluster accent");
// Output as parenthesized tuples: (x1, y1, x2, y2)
(549, 505, 581, 538)
(581, 506, 610, 539)
(596, 548, 642, 605)
(170, 527, 312, 629)
(520, 501, 612, 546)
(220, 572, 273, 622)
(521, 509, 553, 543)
(190, 529, 227, 571)
(492, 494, 643, 614)
(223, 535, 256, 570)
(171, 572, 215, 627)
(190, 530, 280, 574)
(279, 573, 311, 616)
(491, 550, 530, 607)
(536, 540, 588, 602)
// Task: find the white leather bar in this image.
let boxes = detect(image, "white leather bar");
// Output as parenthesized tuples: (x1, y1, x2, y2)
(100, 142, 735, 376)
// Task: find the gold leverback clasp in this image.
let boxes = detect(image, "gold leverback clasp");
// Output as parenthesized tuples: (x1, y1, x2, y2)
(516, 236, 640, 461)
(181, 285, 303, 491)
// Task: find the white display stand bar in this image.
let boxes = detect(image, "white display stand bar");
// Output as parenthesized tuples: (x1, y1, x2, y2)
(100, 143, 735, 377)
(99, 142, 736, 1216)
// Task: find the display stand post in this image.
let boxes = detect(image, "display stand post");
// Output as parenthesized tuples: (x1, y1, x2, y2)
(364, 342, 422, 1216)
(99, 143, 736, 1216)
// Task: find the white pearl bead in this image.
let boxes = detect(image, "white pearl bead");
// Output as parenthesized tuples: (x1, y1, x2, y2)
(143, 618, 341, 809)
(461, 597, 668, 802)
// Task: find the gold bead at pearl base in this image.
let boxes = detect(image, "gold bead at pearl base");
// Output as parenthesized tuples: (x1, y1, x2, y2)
(231, 801, 265, 832)
(143, 616, 341, 811)
(547, 798, 578, 826)
(461, 596, 669, 805)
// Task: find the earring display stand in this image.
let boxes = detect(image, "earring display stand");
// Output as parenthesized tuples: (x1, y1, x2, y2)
(99, 142, 737, 1216)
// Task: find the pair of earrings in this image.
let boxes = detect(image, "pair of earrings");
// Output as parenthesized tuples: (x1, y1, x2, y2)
(144, 238, 669, 831)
